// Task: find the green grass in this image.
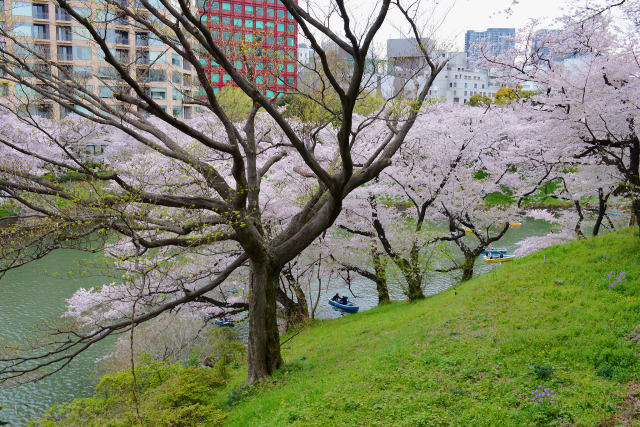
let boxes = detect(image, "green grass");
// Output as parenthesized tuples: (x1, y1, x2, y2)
(225, 229, 640, 426)
(36, 229, 640, 426)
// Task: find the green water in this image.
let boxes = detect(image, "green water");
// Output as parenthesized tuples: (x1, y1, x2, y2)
(0, 250, 113, 426)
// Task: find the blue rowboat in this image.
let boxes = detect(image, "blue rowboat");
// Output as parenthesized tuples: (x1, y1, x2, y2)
(606, 212, 622, 216)
(482, 248, 508, 255)
(214, 319, 234, 327)
(328, 299, 359, 313)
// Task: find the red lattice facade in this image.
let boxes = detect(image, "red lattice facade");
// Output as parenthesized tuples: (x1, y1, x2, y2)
(198, 0, 298, 97)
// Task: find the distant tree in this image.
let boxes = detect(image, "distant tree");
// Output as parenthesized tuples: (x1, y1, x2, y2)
(466, 93, 492, 107)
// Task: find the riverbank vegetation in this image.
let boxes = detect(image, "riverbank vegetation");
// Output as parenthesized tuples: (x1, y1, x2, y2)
(36, 229, 640, 425)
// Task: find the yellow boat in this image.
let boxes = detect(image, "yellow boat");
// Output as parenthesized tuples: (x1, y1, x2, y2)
(498, 222, 522, 227)
(483, 255, 515, 263)
(463, 227, 474, 234)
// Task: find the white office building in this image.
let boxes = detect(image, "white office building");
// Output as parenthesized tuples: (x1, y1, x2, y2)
(387, 38, 498, 104)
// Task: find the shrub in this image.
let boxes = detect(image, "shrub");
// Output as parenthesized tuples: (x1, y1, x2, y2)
(34, 360, 228, 426)
(596, 363, 614, 379)
(532, 364, 554, 379)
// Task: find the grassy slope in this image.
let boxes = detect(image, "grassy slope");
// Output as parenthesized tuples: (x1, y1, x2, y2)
(224, 229, 640, 426)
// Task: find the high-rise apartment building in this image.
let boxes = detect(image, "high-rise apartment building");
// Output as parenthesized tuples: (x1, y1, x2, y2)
(0, 0, 198, 120)
(464, 28, 515, 68)
(197, 0, 298, 98)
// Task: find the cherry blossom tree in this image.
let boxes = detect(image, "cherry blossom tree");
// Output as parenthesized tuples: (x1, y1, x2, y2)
(0, 0, 450, 384)
(482, 0, 640, 232)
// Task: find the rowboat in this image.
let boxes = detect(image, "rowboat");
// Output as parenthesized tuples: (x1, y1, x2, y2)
(498, 222, 522, 227)
(214, 318, 234, 327)
(328, 299, 359, 313)
(483, 255, 515, 263)
(606, 212, 623, 216)
(482, 248, 508, 255)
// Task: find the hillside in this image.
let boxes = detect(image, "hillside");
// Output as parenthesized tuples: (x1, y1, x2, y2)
(36, 229, 640, 426)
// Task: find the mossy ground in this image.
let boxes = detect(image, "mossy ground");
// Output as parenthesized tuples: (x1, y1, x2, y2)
(35, 229, 640, 426)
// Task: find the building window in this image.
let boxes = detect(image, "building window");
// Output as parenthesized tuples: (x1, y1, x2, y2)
(266, 7, 274, 17)
(32, 3, 49, 19)
(172, 53, 181, 66)
(56, 6, 72, 20)
(13, 1, 32, 16)
(277, 23, 284, 32)
(222, 16, 231, 26)
(256, 20, 264, 29)
(172, 106, 182, 118)
(149, 87, 166, 100)
(234, 18, 242, 27)
(172, 71, 182, 84)
(33, 24, 49, 40)
(172, 88, 182, 100)
(221, 2, 230, 11)
(287, 23, 295, 32)
(98, 65, 118, 79)
(277, 9, 285, 18)
(245, 5, 252, 14)
(256, 6, 263, 15)
(57, 25, 72, 41)
(245, 19, 253, 28)
(99, 85, 114, 98)
(115, 30, 129, 45)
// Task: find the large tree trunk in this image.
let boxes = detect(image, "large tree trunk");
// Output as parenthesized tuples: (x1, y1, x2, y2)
(461, 257, 474, 282)
(247, 260, 283, 383)
(372, 248, 390, 304)
(632, 198, 640, 232)
(405, 273, 425, 301)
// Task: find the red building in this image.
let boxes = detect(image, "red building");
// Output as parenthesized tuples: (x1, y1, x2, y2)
(198, 0, 298, 98)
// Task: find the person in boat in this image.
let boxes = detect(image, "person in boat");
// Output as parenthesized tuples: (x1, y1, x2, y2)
(331, 293, 341, 302)
(499, 253, 503, 259)
(339, 295, 349, 305)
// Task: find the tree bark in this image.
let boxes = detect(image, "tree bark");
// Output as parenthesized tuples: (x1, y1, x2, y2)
(461, 257, 474, 282)
(405, 274, 425, 301)
(372, 248, 390, 304)
(592, 188, 609, 237)
(632, 198, 640, 232)
(247, 260, 283, 383)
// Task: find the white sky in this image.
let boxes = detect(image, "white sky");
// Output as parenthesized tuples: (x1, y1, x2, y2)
(308, 0, 571, 52)
(426, 0, 569, 49)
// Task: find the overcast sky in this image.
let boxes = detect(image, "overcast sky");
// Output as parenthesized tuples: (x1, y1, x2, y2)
(430, 0, 568, 49)
(309, 0, 572, 52)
